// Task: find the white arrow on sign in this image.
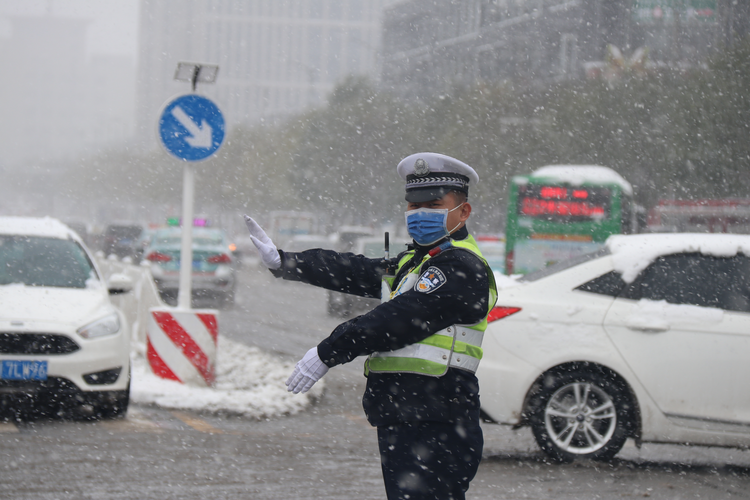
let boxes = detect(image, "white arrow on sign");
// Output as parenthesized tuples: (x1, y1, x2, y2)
(171, 106, 213, 148)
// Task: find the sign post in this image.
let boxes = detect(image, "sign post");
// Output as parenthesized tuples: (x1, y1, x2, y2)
(179, 164, 195, 309)
(149, 64, 223, 387)
(157, 68, 224, 309)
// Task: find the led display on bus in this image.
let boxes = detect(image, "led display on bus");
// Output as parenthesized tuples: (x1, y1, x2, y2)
(505, 165, 635, 275)
(517, 185, 611, 220)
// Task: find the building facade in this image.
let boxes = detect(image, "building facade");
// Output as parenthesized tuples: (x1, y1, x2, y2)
(380, 0, 749, 99)
(136, 0, 389, 148)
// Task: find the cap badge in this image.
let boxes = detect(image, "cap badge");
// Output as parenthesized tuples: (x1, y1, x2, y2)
(414, 158, 430, 177)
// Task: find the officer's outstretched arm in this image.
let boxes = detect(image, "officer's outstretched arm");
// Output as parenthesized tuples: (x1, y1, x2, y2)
(317, 252, 490, 366)
(244, 215, 281, 270)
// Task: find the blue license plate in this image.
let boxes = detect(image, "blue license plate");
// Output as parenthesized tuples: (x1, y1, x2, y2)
(1, 360, 48, 380)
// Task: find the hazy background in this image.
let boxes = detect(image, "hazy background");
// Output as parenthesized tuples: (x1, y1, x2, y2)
(0, 1, 138, 165)
(0, 0, 747, 240)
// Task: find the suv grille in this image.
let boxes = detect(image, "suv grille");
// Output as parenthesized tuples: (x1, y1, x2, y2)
(0, 333, 80, 354)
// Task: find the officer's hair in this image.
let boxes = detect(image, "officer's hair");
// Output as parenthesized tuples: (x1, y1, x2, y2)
(450, 190, 468, 204)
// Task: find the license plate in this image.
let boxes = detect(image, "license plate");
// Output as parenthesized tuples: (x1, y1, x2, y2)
(1, 360, 48, 380)
(193, 260, 213, 272)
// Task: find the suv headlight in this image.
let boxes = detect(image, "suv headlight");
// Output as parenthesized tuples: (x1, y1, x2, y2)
(78, 313, 121, 339)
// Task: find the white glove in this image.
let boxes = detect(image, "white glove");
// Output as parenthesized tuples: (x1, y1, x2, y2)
(244, 215, 281, 270)
(286, 347, 329, 394)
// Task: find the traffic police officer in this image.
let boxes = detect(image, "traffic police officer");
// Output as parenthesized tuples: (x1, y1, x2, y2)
(244, 152, 497, 500)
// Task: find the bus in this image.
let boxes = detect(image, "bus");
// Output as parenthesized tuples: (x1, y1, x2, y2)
(504, 165, 636, 275)
(647, 199, 750, 234)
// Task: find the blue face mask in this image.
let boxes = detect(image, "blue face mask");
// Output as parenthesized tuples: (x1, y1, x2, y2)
(405, 203, 464, 246)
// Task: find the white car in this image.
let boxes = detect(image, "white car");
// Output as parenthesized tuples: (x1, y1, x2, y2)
(0, 216, 131, 419)
(478, 233, 750, 462)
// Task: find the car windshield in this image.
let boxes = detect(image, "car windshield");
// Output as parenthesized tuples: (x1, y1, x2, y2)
(519, 247, 611, 282)
(0, 235, 97, 288)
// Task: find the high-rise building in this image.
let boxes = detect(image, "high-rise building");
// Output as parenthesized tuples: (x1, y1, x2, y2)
(380, 0, 748, 99)
(0, 16, 135, 168)
(136, 0, 389, 149)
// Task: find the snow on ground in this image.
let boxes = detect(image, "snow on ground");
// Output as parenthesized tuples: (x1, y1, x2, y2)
(131, 336, 323, 418)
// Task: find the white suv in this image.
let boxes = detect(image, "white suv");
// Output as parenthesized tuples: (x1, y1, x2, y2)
(0, 216, 131, 419)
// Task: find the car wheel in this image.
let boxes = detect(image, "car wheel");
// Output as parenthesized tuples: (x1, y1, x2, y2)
(528, 368, 633, 462)
(95, 388, 130, 419)
(85, 370, 131, 420)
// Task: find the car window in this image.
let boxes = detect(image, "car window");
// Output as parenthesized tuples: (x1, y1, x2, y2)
(138, 229, 155, 243)
(152, 231, 181, 245)
(0, 235, 97, 288)
(723, 255, 750, 313)
(193, 235, 224, 246)
(575, 270, 627, 297)
(152, 230, 224, 246)
(619, 253, 750, 313)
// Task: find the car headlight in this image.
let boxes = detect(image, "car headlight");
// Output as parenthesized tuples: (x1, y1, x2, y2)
(78, 313, 121, 339)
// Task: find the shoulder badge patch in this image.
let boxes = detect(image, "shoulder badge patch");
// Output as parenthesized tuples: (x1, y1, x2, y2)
(415, 266, 447, 293)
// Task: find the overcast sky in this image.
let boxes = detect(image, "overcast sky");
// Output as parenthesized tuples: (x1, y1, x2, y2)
(0, 0, 139, 60)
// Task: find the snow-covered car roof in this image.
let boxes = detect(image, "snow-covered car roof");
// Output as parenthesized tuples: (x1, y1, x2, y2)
(530, 165, 633, 195)
(152, 226, 225, 236)
(607, 233, 750, 283)
(0, 216, 79, 240)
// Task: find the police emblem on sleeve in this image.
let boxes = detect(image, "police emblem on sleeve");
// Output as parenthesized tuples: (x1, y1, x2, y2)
(415, 266, 447, 293)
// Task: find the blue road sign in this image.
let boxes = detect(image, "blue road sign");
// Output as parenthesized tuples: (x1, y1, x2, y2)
(158, 94, 225, 162)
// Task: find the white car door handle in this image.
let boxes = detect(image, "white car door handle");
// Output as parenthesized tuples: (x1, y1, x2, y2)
(626, 325, 670, 333)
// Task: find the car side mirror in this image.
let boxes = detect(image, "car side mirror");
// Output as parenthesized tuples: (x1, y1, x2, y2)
(107, 273, 133, 295)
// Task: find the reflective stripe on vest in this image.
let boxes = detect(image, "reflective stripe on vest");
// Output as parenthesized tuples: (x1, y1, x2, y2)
(365, 235, 498, 377)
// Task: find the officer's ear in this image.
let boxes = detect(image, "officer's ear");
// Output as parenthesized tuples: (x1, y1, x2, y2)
(448, 190, 471, 222)
(459, 202, 472, 222)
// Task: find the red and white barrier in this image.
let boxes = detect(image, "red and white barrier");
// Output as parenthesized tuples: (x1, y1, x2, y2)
(147, 307, 218, 387)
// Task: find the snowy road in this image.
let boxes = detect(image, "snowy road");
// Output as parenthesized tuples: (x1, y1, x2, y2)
(3, 266, 750, 499)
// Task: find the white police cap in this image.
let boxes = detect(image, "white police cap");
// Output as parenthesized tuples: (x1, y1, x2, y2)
(397, 152, 479, 202)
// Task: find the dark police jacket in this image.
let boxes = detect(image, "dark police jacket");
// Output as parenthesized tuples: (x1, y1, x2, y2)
(270, 226, 491, 427)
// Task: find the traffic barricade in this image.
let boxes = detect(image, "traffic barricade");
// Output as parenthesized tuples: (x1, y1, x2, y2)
(146, 307, 218, 387)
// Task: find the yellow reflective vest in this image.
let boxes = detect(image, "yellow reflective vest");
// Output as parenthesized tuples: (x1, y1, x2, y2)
(365, 235, 498, 377)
